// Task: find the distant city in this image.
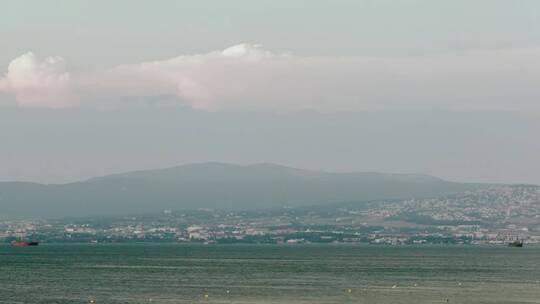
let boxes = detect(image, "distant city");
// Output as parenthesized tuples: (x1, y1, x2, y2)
(2, 185, 539, 246)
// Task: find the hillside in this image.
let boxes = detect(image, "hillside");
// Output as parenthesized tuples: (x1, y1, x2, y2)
(0, 162, 479, 217)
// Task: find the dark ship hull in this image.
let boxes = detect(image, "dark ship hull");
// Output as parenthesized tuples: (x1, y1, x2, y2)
(508, 240, 523, 247)
(10, 241, 39, 247)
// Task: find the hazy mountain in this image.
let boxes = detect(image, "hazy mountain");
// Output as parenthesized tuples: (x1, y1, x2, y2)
(0, 162, 480, 217)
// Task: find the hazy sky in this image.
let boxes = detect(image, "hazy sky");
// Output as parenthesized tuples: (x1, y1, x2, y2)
(1, 1, 540, 184)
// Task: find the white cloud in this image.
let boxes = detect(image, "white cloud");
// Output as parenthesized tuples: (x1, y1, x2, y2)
(102, 43, 289, 109)
(104, 44, 540, 112)
(2, 44, 540, 112)
(0, 52, 72, 107)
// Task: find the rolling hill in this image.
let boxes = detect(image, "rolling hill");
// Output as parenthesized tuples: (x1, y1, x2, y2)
(0, 162, 479, 217)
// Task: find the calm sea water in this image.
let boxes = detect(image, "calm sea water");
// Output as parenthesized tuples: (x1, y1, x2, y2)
(0, 244, 539, 304)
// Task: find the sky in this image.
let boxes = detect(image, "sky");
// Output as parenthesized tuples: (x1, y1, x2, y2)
(1, 0, 540, 184)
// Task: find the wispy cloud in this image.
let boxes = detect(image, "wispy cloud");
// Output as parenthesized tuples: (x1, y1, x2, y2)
(1, 44, 540, 112)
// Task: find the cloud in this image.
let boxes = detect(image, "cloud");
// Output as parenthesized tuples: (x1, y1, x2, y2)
(102, 43, 288, 109)
(2, 44, 540, 112)
(0, 52, 72, 107)
(103, 43, 540, 112)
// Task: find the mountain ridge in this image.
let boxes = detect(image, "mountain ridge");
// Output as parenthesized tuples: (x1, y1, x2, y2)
(0, 162, 480, 218)
(87, 162, 445, 182)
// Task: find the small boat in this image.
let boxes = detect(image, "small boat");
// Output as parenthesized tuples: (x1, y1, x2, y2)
(10, 241, 39, 247)
(508, 240, 523, 247)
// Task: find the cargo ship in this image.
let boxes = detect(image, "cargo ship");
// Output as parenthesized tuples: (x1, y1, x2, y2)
(10, 241, 39, 247)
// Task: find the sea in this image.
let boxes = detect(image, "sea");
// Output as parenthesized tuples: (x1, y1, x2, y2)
(0, 244, 539, 304)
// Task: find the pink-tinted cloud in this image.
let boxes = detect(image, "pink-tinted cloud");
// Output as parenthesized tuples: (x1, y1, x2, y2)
(2, 44, 540, 113)
(106, 44, 540, 112)
(0, 52, 72, 107)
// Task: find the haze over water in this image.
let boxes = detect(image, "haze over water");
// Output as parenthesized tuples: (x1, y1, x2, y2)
(1, 244, 539, 304)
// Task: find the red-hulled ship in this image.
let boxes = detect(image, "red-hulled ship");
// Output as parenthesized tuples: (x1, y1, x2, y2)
(10, 241, 39, 247)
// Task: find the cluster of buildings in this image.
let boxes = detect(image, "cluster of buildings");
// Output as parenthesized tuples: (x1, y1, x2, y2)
(1, 185, 539, 245)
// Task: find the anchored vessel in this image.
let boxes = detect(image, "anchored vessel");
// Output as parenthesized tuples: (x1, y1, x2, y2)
(508, 240, 523, 247)
(10, 241, 39, 247)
